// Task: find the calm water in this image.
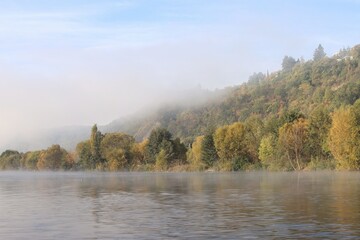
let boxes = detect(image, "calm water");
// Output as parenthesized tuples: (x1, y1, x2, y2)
(0, 171, 359, 239)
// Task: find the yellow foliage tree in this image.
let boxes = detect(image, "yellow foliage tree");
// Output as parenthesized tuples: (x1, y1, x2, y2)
(37, 145, 73, 170)
(131, 139, 149, 166)
(107, 149, 127, 171)
(328, 106, 360, 170)
(187, 136, 205, 170)
(214, 122, 250, 170)
(155, 149, 169, 171)
(278, 118, 310, 170)
(258, 134, 277, 169)
(100, 132, 135, 170)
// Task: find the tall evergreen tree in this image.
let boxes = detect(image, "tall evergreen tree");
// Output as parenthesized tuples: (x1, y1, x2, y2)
(313, 44, 326, 61)
(146, 128, 173, 163)
(201, 133, 218, 167)
(90, 124, 103, 168)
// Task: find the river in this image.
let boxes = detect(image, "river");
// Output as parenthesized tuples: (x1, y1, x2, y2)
(0, 171, 359, 239)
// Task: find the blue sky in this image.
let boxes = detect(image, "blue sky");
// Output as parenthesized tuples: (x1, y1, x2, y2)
(0, 0, 360, 147)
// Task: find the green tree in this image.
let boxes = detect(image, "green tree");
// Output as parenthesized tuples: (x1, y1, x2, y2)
(0, 150, 22, 170)
(201, 132, 218, 167)
(258, 134, 281, 170)
(282, 56, 297, 72)
(308, 106, 332, 159)
(172, 137, 187, 164)
(75, 140, 92, 169)
(146, 128, 172, 163)
(313, 44, 326, 61)
(90, 124, 103, 168)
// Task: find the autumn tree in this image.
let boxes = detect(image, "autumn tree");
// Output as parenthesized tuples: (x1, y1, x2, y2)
(37, 145, 73, 170)
(0, 150, 22, 170)
(21, 151, 41, 170)
(100, 132, 135, 170)
(187, 136, 206, 170)
(244, 115, 264, 163)
(214, 122, 252, 170)
(131, 139, 149, 166)
(155, 149, 169, 171)
(328, 104, 360, 170)
(258, 134, 281, 170)
(278, 118, 310, 170)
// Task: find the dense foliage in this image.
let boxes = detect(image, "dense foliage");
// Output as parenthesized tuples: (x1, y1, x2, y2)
(1, 44, 360, 171)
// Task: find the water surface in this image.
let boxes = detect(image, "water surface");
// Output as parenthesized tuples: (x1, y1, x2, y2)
(0, 171, 359, 239)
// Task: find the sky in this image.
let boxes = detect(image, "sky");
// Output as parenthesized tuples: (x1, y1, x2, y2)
(1, 0, 360, 147)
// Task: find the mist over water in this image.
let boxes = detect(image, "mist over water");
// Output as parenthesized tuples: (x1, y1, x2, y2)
(0, 171, 359, 239)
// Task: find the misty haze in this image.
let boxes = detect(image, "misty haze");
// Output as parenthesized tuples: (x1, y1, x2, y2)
(1, 1, 360, 239)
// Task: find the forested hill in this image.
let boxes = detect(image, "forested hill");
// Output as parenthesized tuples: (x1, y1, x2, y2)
(105, 44, 360, 145)
(2, 44, 360, 171)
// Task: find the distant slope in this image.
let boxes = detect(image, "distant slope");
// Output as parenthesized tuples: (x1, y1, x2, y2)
(1, 126, 90, 153)
(104, 45, 360, 144)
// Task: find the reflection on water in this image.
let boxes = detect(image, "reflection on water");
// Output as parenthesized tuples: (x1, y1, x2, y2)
(0, 172, 359, 239)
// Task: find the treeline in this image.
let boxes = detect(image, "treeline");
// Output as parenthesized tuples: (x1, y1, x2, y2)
(1, 44, 360, 171)
(0, 125, 187, 171)
(1, 99, 360, 171)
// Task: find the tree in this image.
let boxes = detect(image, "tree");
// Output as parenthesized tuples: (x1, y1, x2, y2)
(278, 118, 310, 170)
(328, 104, 360, 170)
(21, 151, 41, 170)
(308, 106, 331, 159)
(75, 140, 92, 169)
(258, 134, 279, 170)
(145, 128, 172, 163)
(107, 149, 127, 171)
(172, 138, 187, 164)
(248, 72, 266, 85)
(37, 145, 73, 170)
(155, 149, 170, 171)
(201, 132, 218, 167)
(187, 136, 205, 170)
(0, 150, 22, 170)
(282, 56, 297, 72)
(280, 110, 305, 125)
(131, 139, 149, 166)
(90, 124, 103, 168)
(244, 115, 264, 162)
(101, 132, 135, 169)
(214, 122, 251, 170)
(313, 44, 326, 61)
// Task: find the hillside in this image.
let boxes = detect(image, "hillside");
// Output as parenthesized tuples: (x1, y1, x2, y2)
(104, 45, 360, 145)
(2, 44, 360, 172)
(3, 44, 359, 153)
